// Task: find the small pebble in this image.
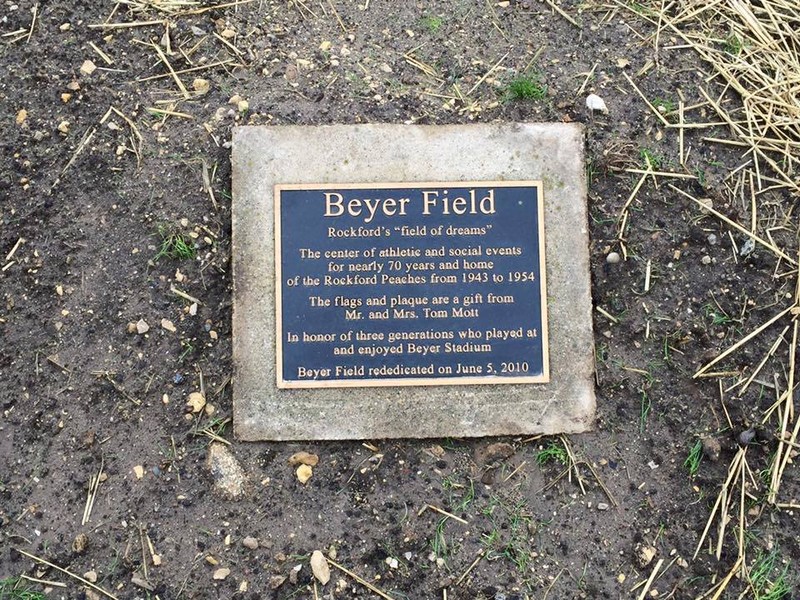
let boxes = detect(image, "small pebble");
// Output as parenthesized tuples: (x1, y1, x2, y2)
(606, 251, 621, 264)
(707, 234, 718, 245)
(242, 536, 259, 550)
(701, 255, 712, 265)
(173, 373, 185, 385)
(738, 427, 756, 445)
(597, 502, 610, 511)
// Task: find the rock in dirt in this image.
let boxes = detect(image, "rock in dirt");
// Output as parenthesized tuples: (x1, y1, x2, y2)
(269, 575, 287, 589)
(83, 570, 98, 583)
(296, 464, 313, 484)
(606, 251, 621, 264)
(193, 78, 210, 95)
(80, 60, 97, 75)
(738, 427, 756, 445)
(131, 573, 154, 591)
(288, 451, 319, 467)
(206, 443, 249, 499)
(310, 550, 331, 585)
(701, 435, 721, 461)
(212, 567, 230, 580)
(136, 319, 150, 334)
(289, 564, 302, 584)
(586, 93, 609, 114)
(475, 442, 515, 467)
(72, 533, 88, 553)
(635, 543, 657, 567)
(242, 536, 259, 550)
(186, 391, 206, 413)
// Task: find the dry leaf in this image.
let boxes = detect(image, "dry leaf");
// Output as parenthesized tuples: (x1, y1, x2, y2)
(288, 451, 319, 467)
(310, 550, 331, 585)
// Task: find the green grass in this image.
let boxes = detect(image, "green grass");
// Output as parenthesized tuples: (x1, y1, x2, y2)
(639, 389, 652, 433)
(535, 440, 568, 466)
(431, 516, 458, 560)
(653, 97, 676, 114)
(639, 148, 663, 170)
(178, 340, 195, 363)
(480, 495, 535, 573)
(154, 225, 196, 261)
(703, 303, 732, 325)
(684, 440, 703, 477)
(750, 549, 792, 600)
(0, 577, 47, 600)
(504, 73, 548, 101)
(723, 33, 744, 55)
(420, 15, 444, 32)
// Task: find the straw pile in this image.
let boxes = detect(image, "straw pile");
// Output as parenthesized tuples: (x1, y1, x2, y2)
(662, 0, 800, 195)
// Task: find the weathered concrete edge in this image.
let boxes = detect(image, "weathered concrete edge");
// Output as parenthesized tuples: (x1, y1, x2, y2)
(232, 123, 595, 441)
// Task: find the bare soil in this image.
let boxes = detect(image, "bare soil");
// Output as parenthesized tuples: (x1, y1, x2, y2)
(1, 1, 798, 599)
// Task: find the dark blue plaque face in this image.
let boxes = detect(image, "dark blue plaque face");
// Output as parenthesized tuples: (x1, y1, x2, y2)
(275, 182, 548, 388)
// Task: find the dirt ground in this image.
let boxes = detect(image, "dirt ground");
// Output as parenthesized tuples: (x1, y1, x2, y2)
(1, 1, 798, 599)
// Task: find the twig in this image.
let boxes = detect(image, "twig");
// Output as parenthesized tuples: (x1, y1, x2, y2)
(543, 0, 579, 26)
(327, 559, 396, 600)
(20, 574, 67, 588)
(622, 71, 670, 126)
(455, 549, 485, 586)
(89, 20, 166, 29)
(669, 184, 796, 265)
(202, 160, 218, 211)
(14, 548, 120, 600)
(596, 306, 619, 323)
(503, 460, 527, 482)
(541, 568, 565, 600)
(151, 42, 191, 99)
(136, 59, 235, 82)
(693, 305, 793, 378)
(636, 558, 664, 600)
(422, 504, 468, 525)
(466, 52, 508, 96)
(327, 0, 347, 32)
(5, 237, 25, 262)
(25, 3, 38, 43)
(170, 285, 202, 305)
(82, 457, 104, 525)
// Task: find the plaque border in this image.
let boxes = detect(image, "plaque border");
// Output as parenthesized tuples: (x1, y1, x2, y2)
(274, 180, 549, 389)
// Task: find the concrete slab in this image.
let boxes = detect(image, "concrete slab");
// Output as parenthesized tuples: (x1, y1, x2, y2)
(232, 123, 595, 440)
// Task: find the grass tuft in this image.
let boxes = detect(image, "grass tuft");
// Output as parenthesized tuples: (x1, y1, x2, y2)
(154, 225, 196, 261)
(535, 440, 568, 466)
(420, 15, 443, 32)
(0, 577, 47, 600)
(504, 73, 548, 101)
(749, 549, 792, 600)
(684, 439, 703, 477)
